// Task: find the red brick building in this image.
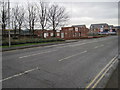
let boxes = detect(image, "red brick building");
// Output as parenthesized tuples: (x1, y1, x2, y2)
(34, 25, 89, 40)
(61, 25, 89, 39)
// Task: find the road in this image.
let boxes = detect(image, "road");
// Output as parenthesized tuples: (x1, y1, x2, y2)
(2, 36, 118, 88)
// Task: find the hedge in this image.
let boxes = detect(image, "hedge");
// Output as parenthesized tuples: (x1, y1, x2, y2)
(2, 38, 65, 46)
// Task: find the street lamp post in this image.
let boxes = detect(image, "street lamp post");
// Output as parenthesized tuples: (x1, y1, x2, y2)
(8, 0, 11, 47)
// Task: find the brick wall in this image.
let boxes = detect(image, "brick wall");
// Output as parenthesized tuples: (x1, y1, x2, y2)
(34, 30, 61, 39)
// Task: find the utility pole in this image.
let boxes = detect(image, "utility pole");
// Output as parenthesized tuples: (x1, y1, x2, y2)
(8, 0, 11, 47)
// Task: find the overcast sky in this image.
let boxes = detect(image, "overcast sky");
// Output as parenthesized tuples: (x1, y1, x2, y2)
(9, 0, 119, 28)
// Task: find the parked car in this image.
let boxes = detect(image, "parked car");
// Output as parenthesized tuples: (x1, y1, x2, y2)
(108, 31, 117, 35)
(98, 32, 108, 35)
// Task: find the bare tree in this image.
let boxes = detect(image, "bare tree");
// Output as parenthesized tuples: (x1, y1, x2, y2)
(16, 5, 25, 37)
(11, 7, 18, 37)
(1, 0, 8, 37)
(48, 4, 69, 37)
(37, 1, 48, 38)
(27, 2, 37, 37)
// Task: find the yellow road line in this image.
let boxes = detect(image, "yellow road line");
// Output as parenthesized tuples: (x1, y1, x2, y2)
(91, 59, 117, 89)
(85, 55, 117, 89)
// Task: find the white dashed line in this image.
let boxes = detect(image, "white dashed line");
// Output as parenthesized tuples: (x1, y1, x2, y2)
(94, 44, 104, 49)
(19, 50, 57, 59)
(19, 39, 107, 59)
(59, 50, 87, 61)
(0, 67, 39, 82)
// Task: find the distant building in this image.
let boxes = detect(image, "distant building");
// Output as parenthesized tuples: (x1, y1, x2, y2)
(21, 29, 31, 36)
(90, 23, 109, 34)
(114, 26, 120, 34)
(114, 26, 120, 31)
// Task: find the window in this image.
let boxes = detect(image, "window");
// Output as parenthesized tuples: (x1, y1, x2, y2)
(69, 28, 73, 31)
(44, 33, 47, 38)
(46, 33, 49, 36)
(75, 33, 78, 37)
(57, 33, 60, 36)
(75, 27, 78, 31)
(51, 33, 53, 36)
(61, 33, 64, 38)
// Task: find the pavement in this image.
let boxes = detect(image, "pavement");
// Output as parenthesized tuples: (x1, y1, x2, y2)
(1, 36, 118, 88)
(105, 66, 118, 88)
(105, 60, 120, 89)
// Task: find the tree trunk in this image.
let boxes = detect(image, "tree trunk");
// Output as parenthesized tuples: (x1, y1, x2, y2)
(53, 29, 56, 37)
(14, 26, 17, 37)
(19, 26, 21, 39)
(2, 24, 5, 38)
(31, 26, 34, 38)
(53, 19, 56, 37)
(32, 21, 35, 38)
(42, 26, 44, 39)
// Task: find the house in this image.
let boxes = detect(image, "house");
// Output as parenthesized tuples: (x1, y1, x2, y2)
(114, 26, 120, 34)
(61, 25, 89, 39)
(21, 29, 31, 36)
(61, 27, 75, 39)
(90, 23, 109, 34)
(72, 25, 89, 37)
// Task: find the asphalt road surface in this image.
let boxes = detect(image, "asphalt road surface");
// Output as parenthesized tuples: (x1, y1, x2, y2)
(2, 36, 118, 88)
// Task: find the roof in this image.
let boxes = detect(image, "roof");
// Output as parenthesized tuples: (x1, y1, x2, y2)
(114, 26, 120, 29)
(91, 23, 108, 25)
(90, 23, 109, 28)
(72, 25, 86, 27)
(109, 25, 114, 27)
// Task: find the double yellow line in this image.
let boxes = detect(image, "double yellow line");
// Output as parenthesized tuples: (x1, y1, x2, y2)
(85, 55, 118, 89)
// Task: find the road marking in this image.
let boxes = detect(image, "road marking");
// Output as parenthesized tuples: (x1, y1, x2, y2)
(91, 59, 118, 88)
(19, 41, 93, 59)
(19, 50, 57, 59)
(70, 43, 86, 47)
(59, 50, 87, 61)
(8, 37, 115, 59)
(0, 67, 39, 82)
(94, 44, 104, 49)
(57, 41, 95, 48)
(85, 55, 117, 89)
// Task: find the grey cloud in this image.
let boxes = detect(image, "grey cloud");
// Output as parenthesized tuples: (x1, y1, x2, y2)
(59, 2, 118, 27)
